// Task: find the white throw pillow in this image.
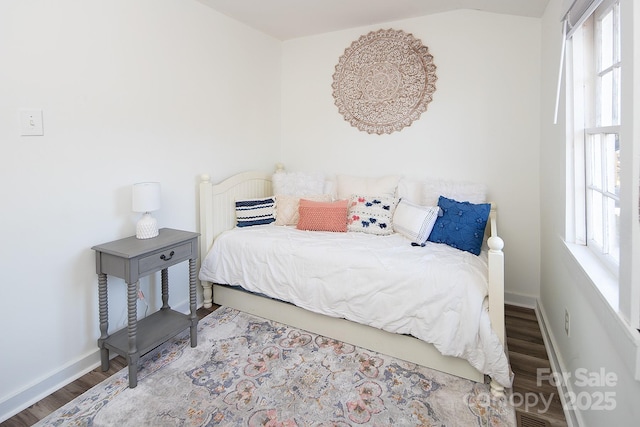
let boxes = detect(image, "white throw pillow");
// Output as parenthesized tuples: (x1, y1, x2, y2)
(393, 199, 440, 245)
(337, 174, 401, 200)
(272, 171, 325, 196)
(422, 179, 487, 206)
(396, 178, 422, 204)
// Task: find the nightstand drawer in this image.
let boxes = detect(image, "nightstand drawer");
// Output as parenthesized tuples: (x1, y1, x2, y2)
(138, 242, 193, 275)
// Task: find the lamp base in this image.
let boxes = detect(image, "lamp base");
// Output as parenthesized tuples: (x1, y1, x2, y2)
(136, 213, 158, 239)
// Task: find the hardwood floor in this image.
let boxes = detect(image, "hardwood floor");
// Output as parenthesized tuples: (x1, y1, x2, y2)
(2, 304, 567, 426)
(0, 306, 218, 427)
(506, 305, 568, 427)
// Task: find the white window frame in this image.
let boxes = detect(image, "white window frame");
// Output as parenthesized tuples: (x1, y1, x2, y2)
(566, 0, 640, 332)
(569, 0, 621, 276)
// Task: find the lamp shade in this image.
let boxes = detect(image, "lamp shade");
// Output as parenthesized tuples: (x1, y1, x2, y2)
(132, 182, 161, 213)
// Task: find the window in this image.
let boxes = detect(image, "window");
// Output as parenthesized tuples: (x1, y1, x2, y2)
(568, 0, 621, 274)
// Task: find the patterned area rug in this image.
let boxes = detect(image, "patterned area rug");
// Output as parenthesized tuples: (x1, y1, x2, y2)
(36, 307, 515, 426)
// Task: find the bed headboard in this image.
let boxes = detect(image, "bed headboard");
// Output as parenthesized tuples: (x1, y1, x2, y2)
(199, 170, 274, 261)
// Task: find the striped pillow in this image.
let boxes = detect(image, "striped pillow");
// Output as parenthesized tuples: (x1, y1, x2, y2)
(392, 199, 440, 245)
(235, 197, 276, 227)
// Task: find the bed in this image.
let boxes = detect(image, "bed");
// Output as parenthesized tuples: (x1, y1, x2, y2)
(197, 167, 510, 394)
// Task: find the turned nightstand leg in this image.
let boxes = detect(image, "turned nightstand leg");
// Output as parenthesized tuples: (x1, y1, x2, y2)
(97, 273, 110, 371)
(161, 268, 169, 310)
(127, 280, 139, 388)
(189, 258, 198, 347)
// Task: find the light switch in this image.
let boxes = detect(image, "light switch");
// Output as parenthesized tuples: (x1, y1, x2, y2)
(19, 109, 44, 136)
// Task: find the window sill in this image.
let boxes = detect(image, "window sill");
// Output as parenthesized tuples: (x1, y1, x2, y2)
(563, 241, 619, 311)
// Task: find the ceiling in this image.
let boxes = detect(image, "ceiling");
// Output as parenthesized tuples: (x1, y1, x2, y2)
(197, 0, 550, 40)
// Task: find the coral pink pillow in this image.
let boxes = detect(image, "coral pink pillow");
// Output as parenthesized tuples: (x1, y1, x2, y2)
(297, 199, 348, 232)
(275, 194, 332, 226)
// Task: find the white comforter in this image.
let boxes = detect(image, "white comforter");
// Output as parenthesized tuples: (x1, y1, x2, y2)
(199, 225, 511, 387)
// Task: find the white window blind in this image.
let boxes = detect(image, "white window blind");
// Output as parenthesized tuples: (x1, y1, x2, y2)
(554, 0, 606, 123)
(562, 0, 605, 36)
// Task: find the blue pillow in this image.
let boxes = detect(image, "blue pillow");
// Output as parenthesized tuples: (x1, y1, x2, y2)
(427, 196, 490, 255)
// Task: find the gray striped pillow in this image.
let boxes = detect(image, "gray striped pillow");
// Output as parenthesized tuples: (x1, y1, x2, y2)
(392, 199, 440, 245)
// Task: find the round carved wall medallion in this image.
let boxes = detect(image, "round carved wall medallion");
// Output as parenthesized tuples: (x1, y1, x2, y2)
(332, 29, 437, 135)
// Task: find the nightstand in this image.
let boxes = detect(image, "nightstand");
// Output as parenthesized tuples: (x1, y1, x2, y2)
(92, 228, 200, 388)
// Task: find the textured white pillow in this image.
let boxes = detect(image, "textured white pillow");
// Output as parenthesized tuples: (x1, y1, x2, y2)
(393, 199, 440, 245)
(274, 194, 332, 226)
(323, 176, 337, 199)
(272, 171, 325, 196)
(422, 179, 487, 206)
(337, 174, 401, 200)
(347, 194, 399, 235)
(396, 178, 422, 204)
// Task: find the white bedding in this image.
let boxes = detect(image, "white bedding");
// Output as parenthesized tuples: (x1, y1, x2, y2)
(199, 225, 511, 387)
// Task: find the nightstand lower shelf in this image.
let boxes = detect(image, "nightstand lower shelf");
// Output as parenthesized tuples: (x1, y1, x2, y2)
(103, 309, 190, 358)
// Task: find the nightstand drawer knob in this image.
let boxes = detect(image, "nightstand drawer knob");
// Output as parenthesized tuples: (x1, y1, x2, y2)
(160, 250, 175, 261)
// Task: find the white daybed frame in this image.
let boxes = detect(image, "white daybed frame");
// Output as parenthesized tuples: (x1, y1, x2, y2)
(198, 169, 506, 393)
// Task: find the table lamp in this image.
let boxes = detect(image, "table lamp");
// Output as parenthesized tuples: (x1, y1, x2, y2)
(132, 182, 161, 239)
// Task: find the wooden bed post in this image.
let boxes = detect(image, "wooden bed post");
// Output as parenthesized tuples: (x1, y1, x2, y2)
(199, 174, 215, 308)
(487, 205, 506, 395)
(487, 206, 505, 345)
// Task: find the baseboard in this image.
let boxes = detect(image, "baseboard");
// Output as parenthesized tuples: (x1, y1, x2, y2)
(0, 348, 102, 423)
(504, 291, 537, 308)
(0, 299, 192, 423)
(535, 299, 583, 427)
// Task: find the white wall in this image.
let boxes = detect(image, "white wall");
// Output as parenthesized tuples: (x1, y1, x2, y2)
(539, 0, 640, 425)
(0, 0, 281, 419)
(16, 1, 638, 424)
(280, 10, 542, 300)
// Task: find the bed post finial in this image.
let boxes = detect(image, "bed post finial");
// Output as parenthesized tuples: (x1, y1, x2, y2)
(275, 163, 285, 173)
(487, 236, 504, 252)
(200, 174, 211, 183)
